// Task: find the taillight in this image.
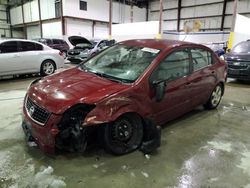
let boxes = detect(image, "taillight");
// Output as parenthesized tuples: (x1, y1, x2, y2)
(59, 51, 63, 56)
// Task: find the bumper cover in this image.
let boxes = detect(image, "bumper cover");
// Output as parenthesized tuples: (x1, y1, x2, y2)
(22, 107, 62, 154)
(227, 63, 250, 80)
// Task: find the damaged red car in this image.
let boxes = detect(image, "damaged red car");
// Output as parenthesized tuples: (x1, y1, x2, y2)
(22, 39, 227, 155)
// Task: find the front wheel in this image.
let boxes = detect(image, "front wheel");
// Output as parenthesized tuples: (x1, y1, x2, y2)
(102, 114, 143, 155)
(40, 60, 56, 76)
(204, 84, 223, 109)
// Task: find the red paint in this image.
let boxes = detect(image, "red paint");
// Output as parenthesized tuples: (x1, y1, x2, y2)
(22, 39, 227, 154)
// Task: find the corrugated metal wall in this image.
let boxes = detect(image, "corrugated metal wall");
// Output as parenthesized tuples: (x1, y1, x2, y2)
(149, 0, 250, 32)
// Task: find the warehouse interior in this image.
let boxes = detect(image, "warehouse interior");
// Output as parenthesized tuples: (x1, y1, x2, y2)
(1, 0, 250, 187)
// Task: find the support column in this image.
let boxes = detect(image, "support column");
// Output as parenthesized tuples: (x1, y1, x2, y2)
(61, 0, 65, 35)
(157, 0, 163, 39)
(109, 0, 112, 40)
(21, 0, 27, 39)
(38, 0, 43, 38)
(177, 0, 182, 32)
(220, 0, 227, 31)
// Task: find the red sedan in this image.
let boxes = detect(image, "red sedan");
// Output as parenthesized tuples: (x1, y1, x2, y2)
(22, 39, 227, 155)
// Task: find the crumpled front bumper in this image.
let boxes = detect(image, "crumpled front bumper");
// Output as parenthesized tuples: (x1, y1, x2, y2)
(22, 106, 62, 155)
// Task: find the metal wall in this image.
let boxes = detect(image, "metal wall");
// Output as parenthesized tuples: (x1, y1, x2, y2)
(149, 0, 250, 32)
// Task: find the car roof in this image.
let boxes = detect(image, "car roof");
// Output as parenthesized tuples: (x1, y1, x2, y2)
(120, 39, 200, 50)
(0, 38, 43, 43)
(0, 38, 51, 49)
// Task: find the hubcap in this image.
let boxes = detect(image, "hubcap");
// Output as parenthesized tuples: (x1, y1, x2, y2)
(43, 62, 54, 75)
(211, 86, 222, 106)
(112, 120, 133, 142)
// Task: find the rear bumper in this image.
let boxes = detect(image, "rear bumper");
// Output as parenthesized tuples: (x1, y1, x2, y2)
(22, 106, 62, 154)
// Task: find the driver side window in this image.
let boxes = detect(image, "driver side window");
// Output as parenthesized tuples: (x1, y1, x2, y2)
(152, 49, 190, 81)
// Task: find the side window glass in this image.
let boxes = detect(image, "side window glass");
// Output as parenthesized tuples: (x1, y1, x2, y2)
(152, 50, 190, 81)
(98, 42, 106, 49)
(0, 41, 18, 53)
(20, 42, 36, 52)
(191, 48, 212, 71)
(53, 39, 61, 44)
(35, 43, 43, 51)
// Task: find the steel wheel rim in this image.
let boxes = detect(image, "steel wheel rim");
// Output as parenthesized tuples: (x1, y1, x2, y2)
(111, 119, 133, 142)
(211, 86, 222, 106)
(43, 62, 54, 75)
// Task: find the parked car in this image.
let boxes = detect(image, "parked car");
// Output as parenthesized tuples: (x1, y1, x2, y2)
(33, 38, 69, 58)
(67, 36, 113, 63)
(225, 40, 250, 80)
(0, 39, 64, 77)
(22, 39, 227, 155)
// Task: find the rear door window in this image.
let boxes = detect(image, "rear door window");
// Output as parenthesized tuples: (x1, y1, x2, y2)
(20, 41, 44, 51)
(53, 39, 62, 44)
(0, 41, 18, 53)
(20, 41, 36, 52)
(191, 48, 212, 71)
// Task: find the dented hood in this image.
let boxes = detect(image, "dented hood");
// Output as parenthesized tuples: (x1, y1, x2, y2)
(68, 36, 92, 46)
(28, 68, 129, 114)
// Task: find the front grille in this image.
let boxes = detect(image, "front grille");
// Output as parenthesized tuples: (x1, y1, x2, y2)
(68, 51, 80, 55)
(228, 64, 249, 70)
(25, 97, 51, 125)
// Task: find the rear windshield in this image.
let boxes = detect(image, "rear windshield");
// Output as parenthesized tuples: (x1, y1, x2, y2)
(232, 41, 250, 53)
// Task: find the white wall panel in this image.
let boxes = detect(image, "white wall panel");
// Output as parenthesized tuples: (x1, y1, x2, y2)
(10, 7, 23, 25)
(26, 25, 40, 39)
(12, 30, 24, 38)
(62, 0, 146, 23)
(94, 22, 108, 39)
(42, 21, 62, 37)
(0, 11, 6, 20)
(182, 0, 221, 6)
(163, 9, 177, 19)
(66, 19, 92, 38)
(163, 21, 177, 31)
(41, 0, 56, 20)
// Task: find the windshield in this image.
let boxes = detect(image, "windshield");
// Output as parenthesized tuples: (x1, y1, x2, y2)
(80, 44, 160, 83)
(232, 41, 250, 53)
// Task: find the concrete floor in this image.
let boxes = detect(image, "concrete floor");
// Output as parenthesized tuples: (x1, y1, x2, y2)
(0, 67, 250, 187)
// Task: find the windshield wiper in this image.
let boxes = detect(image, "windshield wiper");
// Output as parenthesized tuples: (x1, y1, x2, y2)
(79, 65, 132, 83)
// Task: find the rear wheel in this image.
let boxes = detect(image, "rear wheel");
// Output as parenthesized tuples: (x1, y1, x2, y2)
(102, 114, 143, 155)
(40, 60, 56, 76)
(204, 84, 223, 109)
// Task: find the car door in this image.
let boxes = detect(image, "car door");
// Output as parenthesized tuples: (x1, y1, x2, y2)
(0, 41, 20, 76)
(150, 48, 193, 125)
(18, 41, 43, 73)
(188, 48, 217, 107)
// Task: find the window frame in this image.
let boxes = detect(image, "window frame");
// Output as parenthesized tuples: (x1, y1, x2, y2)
(149, 47, 193, 84)
(189, 47, 214, 72)
(79, 0, 87, 11)
(0, 41, 19, 54)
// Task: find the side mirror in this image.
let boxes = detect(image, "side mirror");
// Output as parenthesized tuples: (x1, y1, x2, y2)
(152, 80, 166, 102)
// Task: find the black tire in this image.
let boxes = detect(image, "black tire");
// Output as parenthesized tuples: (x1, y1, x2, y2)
(204, 84, 223, 109)
(40, 60, 56, 76)
(102, 113, 143, 155)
